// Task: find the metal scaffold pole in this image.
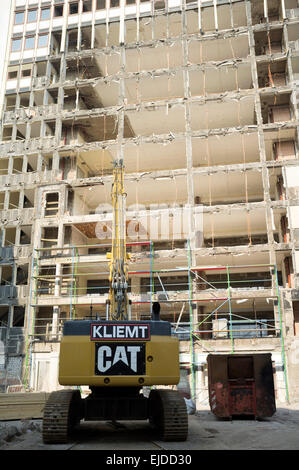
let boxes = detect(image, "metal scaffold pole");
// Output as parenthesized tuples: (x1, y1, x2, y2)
(69, 246, 79, 320)
(226, 265, 234, 354)
(24, 249, 36, 390)
(73, 246, 79, 319)
(150, 240, 154, 313)
(187, 239, 195, 401)
(24, 248, 39, 391)
(274, 264, 289, 403)
(70, 246, 75, 320)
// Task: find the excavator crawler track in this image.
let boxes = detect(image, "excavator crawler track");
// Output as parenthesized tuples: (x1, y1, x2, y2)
(149, 389, 188, 441)
(42, 389, 81, 444)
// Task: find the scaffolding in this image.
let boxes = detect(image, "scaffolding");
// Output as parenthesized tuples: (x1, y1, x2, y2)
(23, 240, 289, 402)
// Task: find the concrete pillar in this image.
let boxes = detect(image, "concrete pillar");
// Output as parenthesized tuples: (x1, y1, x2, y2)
(131, 276, 141, 295)
(197, 305, 211, 339)
(196, 270, 207, 291)
(51, 306, 60, 339)
(54, 263, 61, 297)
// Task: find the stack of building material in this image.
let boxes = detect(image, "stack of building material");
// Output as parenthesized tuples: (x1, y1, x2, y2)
(0, 393, 50, 421)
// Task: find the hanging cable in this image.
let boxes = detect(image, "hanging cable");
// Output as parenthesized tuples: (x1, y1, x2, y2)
(172, 172, 178, 250)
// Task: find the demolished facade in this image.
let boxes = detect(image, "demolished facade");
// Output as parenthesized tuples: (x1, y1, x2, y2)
(0, 0, 299, 406)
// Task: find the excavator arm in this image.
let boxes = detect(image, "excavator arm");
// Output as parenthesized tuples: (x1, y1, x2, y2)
(107, 159, 130, 320)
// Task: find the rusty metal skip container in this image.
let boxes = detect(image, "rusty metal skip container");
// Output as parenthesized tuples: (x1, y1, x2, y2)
(207, 354, 276, 419)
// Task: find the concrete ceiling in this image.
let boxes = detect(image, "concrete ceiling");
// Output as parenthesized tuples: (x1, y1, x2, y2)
(122, 63, 253, 104)
(201, 208, 283, 239)
(193, 170, 264, 204)
(288, 22, 299, 42)
(93, 50, 121, 76)
(93, 4, 248, 48)
(126, 103, 185, 136)
(125, 42, 183, 73)
(191, 96, 256, 130)
(78, 148, 113, 174)
(124, 174, 188, 206)
(188, 34, 249, 64)
(93, 80, 119, 107)
(192, 132, 260, 166)
(189, 63, 252, 95)
(79, 140, 187, 174)
(203, 208, 267, 237)
(73, 173, 188, 208)
(124, 34, 250, 74)
(77, 131, 264, 174)
(112, 139, 187, 172)
(125, 71, 185, 103)
(185, 3, 247, 33)
(264, 127, 297, 160)
(124, 97, 255, 138)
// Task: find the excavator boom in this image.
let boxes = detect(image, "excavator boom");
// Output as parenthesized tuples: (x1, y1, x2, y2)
(107, 159, 129, 320)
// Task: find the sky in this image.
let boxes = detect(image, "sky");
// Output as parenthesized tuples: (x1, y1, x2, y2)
(0, 0, 13, 106)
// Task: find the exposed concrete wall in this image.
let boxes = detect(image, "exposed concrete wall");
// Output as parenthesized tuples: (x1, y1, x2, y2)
(30, 343, 61, 393)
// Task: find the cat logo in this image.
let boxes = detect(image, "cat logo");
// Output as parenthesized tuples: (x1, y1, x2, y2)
(95, 343, 146, 376)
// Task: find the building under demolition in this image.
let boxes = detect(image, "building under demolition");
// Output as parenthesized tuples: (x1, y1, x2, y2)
(0, 0, 298, 407)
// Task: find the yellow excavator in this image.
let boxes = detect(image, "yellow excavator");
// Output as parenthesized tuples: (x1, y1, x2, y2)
(42, 159, 188, 443)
